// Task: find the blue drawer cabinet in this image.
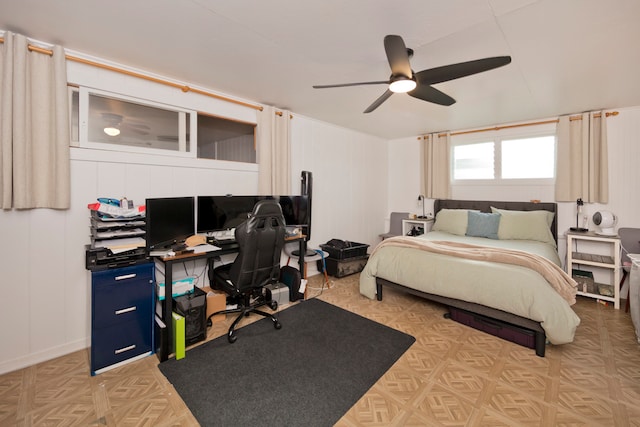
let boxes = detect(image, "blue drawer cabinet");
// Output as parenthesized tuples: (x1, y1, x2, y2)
(91, 262, 155, 375)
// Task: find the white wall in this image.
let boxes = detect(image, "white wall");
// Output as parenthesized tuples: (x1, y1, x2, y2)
(0, 56, 388, 375)
(291, 115, 388, 252)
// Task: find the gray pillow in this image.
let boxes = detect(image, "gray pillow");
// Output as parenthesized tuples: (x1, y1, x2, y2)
(466, 211, 501, 239)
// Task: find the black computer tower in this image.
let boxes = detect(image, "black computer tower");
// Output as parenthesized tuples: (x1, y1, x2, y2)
(173, 286, 207, 346)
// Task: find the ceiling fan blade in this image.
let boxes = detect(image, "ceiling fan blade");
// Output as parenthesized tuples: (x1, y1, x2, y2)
(364, 90, 393, 113)
(415, 56, 512, 85)
(384, 35, 412, 78)
(313, 80, 389, 89)
(408, 84, 456, 106)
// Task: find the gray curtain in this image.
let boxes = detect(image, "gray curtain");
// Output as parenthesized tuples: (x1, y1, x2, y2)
(0, 32, 70, 209)
(257, 106, 291, 195)
(421, 132, 451, 199)
(555, 111, 608, 203)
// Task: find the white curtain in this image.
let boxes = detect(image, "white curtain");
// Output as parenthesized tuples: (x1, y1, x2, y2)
(257, 106, 291, 195)
(555, 111, 608, 203)
(0, 32, 70, 209)
(421, 132, 451, 199)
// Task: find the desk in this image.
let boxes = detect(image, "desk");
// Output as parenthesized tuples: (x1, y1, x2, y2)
(155, 235, 306, 362)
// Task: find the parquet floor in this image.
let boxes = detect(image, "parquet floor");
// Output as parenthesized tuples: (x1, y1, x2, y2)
(1, 273, 639, 426)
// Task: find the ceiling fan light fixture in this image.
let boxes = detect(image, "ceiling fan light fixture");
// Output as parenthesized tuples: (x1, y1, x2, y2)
(389, 76, 416, 93)
(103, 126, 120, 137)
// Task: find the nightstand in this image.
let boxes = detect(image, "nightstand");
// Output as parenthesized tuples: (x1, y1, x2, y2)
(566, 231, 620, 309)
(402, 218, 434, 236)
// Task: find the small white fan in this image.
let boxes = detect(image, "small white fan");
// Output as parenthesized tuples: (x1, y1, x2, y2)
(592, 211, 617, 235)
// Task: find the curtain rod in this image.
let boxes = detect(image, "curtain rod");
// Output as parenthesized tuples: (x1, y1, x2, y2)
(419, 111, 619, 140)
(0, 37, 264, 112)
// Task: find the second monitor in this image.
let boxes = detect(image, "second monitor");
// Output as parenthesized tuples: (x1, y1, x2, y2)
(197, 195, 309, 235)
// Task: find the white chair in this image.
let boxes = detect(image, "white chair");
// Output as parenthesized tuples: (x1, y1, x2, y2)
(379, 212, 409, 240)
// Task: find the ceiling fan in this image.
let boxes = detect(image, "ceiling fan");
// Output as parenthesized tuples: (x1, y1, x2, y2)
(313, 35, 512, 113)
(101, 113, 150, 136)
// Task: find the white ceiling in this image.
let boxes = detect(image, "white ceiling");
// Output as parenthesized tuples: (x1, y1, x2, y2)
(1, 0, 639, 139)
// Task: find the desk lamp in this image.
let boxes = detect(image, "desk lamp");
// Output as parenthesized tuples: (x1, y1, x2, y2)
(569, 198, 588, 232)
(417, 195, 427, 219)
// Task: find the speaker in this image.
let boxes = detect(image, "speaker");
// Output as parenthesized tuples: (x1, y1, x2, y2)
(300, 171, 313, 240)
(173, 286, 207, 346)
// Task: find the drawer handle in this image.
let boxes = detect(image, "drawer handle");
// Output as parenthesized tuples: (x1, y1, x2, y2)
(114, 344, 136, 354)
(115, 306, 137, 315)
(115, 273, 137, 281)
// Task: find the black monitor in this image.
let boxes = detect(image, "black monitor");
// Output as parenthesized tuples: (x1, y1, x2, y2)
(277, 195, 309, 228)
(196, 195, 257, 234)
(145, 197, 195, 251)
(196, 195, 310, 234)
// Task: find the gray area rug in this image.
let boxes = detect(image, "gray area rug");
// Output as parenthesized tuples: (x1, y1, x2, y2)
(158, 298, 415, 426)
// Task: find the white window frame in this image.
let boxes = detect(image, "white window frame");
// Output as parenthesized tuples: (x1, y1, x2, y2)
(450, 124, 556, 186)
(77, 87, 198, 158)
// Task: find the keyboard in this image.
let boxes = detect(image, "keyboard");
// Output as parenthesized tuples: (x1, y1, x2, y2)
(208, 228, 236, 244)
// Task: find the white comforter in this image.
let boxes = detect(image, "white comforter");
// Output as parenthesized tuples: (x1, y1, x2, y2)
(360, 232, 581, 344)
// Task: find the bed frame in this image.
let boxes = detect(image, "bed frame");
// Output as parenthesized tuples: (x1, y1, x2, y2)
(375, 199, 558, 357)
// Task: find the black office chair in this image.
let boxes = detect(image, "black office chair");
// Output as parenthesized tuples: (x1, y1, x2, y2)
(207, 199, 286, 343)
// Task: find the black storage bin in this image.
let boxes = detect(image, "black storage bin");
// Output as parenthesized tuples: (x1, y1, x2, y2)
(320, 239, 369, 260)
(447, 307, 536, 350)
(173, 286, 207, 346)
(319, 255, 369, 278)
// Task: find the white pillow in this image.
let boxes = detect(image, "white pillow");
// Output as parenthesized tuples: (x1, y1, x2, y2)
(490, 207, 556, 246)
(432, 209, 471, 236)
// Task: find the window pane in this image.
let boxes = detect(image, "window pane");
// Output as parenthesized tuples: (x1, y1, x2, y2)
(453, 142, 494, 179)
(197, 114, 256, 163)
(88, 93, 190, 152)
(70, 89, 79, 143)
(502, 136, 555, 179)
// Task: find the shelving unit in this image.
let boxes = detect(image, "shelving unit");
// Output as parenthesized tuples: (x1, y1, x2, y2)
(402, 218, 434, 236)
(90, 210, 146, 248)
(86, 204, 154, 374)
(566, 231, 620, 309)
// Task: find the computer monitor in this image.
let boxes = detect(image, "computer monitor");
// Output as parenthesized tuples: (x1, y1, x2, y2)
(196, 195, 309, 234)
(277, 195, 309, 228)
(196, 195, 258, 234)
(145, 197, 195, 251)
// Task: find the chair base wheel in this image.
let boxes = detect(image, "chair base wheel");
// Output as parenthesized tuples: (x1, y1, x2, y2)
(228, 331, 237, 343)
(269, 300, 278, 311)
(274, 321, 282, 330)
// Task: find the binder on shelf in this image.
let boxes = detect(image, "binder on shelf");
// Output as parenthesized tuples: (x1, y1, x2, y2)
(172, 312, 185, 360)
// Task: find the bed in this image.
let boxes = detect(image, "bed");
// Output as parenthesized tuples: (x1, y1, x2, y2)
(360, 199, 581, 356)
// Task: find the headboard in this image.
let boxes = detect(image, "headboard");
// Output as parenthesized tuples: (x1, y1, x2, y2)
(433, 199, 558, 242)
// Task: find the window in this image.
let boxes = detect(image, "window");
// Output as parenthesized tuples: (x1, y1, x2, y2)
(197, 114, 256, 163)
(502, 136, 555, 179)
(74, 88, 196, 157)
(453, 142, 494, 179)
(452, 134, 555, 181)
(70, 87, 257, 163)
